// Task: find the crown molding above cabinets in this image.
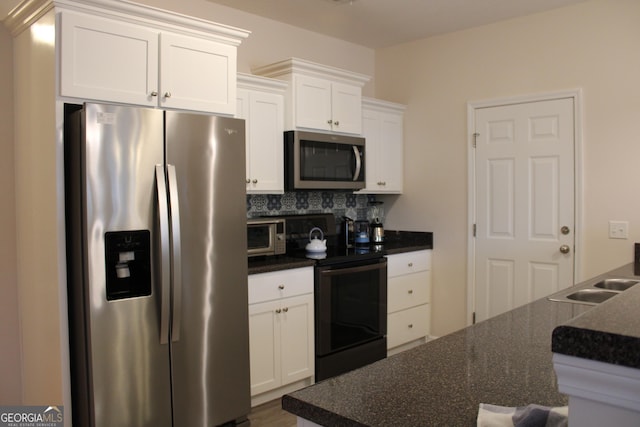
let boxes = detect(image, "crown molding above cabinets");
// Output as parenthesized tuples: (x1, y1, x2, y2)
(5, 0, 251, 43)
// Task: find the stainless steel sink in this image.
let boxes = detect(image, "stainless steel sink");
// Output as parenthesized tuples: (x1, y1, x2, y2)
(565, 289, 617, 304)
(593, 278, 638, 291)
(548, 277, 639, 305)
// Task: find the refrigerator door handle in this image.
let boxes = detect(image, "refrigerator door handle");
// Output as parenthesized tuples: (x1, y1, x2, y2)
(167, 164, 183, 342)
(155, 165, 171, 345)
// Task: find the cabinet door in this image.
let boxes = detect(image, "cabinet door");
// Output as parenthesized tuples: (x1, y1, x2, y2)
(294, 75, 332, 131)
(280, 294, 314, 385)
(60, 11, 158, 106)
(378, 112, 403, 192)
(361, 108, 403, 193)
(362, 109, 382, 190)
(249, 300, 282, 396)
(331, 82, 362, 134)
(246, 91, 284, 193)
(160, 32, 236, 114)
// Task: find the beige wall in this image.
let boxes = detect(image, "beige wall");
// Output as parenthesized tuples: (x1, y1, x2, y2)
(0, 23, 21, 404)
(133, 0, 377, 95)
(375, 0, 640, 336)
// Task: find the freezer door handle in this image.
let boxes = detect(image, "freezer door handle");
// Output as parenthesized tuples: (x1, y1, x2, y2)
(167, 164, 183, 342)
(155, 165, 171, 345)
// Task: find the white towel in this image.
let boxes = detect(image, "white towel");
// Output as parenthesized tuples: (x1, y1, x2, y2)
(477, 403, 568, 427)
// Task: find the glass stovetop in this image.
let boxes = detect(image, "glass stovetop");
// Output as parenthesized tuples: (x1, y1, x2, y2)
(287, 240, 385, 266)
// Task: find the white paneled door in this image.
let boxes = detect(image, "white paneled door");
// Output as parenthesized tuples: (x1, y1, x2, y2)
(474, 98, 575, 322)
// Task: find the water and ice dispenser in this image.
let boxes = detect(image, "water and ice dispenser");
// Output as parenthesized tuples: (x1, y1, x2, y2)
(104, 230, 152, 300)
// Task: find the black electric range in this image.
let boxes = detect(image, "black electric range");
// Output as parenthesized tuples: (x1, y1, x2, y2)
(281, 214, 385, 266)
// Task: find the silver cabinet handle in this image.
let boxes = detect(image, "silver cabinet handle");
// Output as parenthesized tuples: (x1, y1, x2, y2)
(155, 165, 171, 345)
(283, 307, 288, 313)
(560, 245, 571, 254)
(408, 324, 413, 329)
(252, 179, 258, 184)
(246, 178, 250, 184)
(278, 284, 285, 290)
(150, 91, 158, 97)
(408, 262, 413, 267)
(167, 164, 182, 343)
(275, 309, 282, 314)
(327, 119, 333, 125)
(408, 289, 413, 294)
(334, 120, 339, 126)
(164, 92, 172, 98)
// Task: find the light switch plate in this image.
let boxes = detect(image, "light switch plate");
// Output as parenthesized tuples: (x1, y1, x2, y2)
(609, 220, 629, 239)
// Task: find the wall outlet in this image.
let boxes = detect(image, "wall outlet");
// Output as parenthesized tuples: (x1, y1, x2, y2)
(609, 220, 629, 239)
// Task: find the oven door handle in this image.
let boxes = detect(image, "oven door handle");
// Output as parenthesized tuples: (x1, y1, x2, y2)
(318, 260, 386, 277)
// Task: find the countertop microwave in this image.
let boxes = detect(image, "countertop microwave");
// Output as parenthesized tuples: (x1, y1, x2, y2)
(284, 130, 365, 190)
(247, 218, 286, 257)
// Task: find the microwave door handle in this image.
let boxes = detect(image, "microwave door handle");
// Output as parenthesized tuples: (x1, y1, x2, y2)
(352, 146, 362, 181)
(155, 165, 171, 345)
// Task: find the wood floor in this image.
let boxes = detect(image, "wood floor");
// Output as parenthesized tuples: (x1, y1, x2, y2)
(248, 398, 297, 427)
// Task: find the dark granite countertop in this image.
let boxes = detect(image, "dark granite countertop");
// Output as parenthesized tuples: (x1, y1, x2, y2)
(552, 263, 640, 369)
(248, 231, 433, 274)
(283, 296, 591, 426)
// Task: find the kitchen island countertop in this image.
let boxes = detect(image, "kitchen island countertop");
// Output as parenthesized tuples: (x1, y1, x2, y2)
(283, 276, 601, 426)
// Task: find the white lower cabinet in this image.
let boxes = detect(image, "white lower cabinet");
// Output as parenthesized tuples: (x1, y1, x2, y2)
(248, 267, 314, 406)
(387, 250, 432, 355)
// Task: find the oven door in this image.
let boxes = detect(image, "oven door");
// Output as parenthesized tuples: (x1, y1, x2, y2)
(315, 258, 387, 357)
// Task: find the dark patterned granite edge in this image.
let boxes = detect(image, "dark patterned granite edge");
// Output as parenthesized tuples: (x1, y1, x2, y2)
(551, 263, 640, 368)
(248, 256, 316, 274)
(283, 297, 591, 426)
(248, 231, 433, 274)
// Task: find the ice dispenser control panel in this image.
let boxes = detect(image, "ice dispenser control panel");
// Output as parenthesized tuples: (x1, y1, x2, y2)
(105, 230, 151, 300)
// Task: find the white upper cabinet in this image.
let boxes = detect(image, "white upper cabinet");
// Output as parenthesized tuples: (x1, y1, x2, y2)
(59, 8, 247, 115)
(360, 98, 406, 194)
(237, 74, 286, 194)
(159, 33, 237, 114)
(253, 58, 370, 135)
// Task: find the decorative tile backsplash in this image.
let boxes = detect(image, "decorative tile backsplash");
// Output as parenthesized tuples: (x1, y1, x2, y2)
(247, 191, 375, 221)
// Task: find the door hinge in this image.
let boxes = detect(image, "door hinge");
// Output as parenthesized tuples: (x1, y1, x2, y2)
(472, 132, 479, 148)
(472, 312, 476, 324)
(473, 223, 476, 237)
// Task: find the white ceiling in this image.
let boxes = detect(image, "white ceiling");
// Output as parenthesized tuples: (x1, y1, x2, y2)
(206, 0, 588, 49)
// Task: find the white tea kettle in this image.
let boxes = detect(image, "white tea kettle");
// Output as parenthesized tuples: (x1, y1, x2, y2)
(305, 227, 327, 253)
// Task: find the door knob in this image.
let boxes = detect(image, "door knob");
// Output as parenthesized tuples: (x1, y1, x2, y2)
(561, 226, 570, 235)
(559, 245, 571, 254)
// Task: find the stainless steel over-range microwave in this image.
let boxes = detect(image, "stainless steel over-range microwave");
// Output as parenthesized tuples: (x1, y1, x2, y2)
(247, 218, 286, 257)
(284, 130, 365, 190)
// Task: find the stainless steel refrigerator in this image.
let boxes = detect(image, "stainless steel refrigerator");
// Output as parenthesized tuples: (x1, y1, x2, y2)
(65, 103, 250, 427)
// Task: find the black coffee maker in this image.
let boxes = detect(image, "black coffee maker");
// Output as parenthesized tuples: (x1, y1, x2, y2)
(342, 216, 355, 247)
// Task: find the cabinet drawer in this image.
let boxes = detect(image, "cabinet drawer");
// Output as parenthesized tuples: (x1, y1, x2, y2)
(248, 267, 313, 304)
(387, 250, 431, 278)
(387, 271, 430, 313)
(387, 304, 430, 349)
